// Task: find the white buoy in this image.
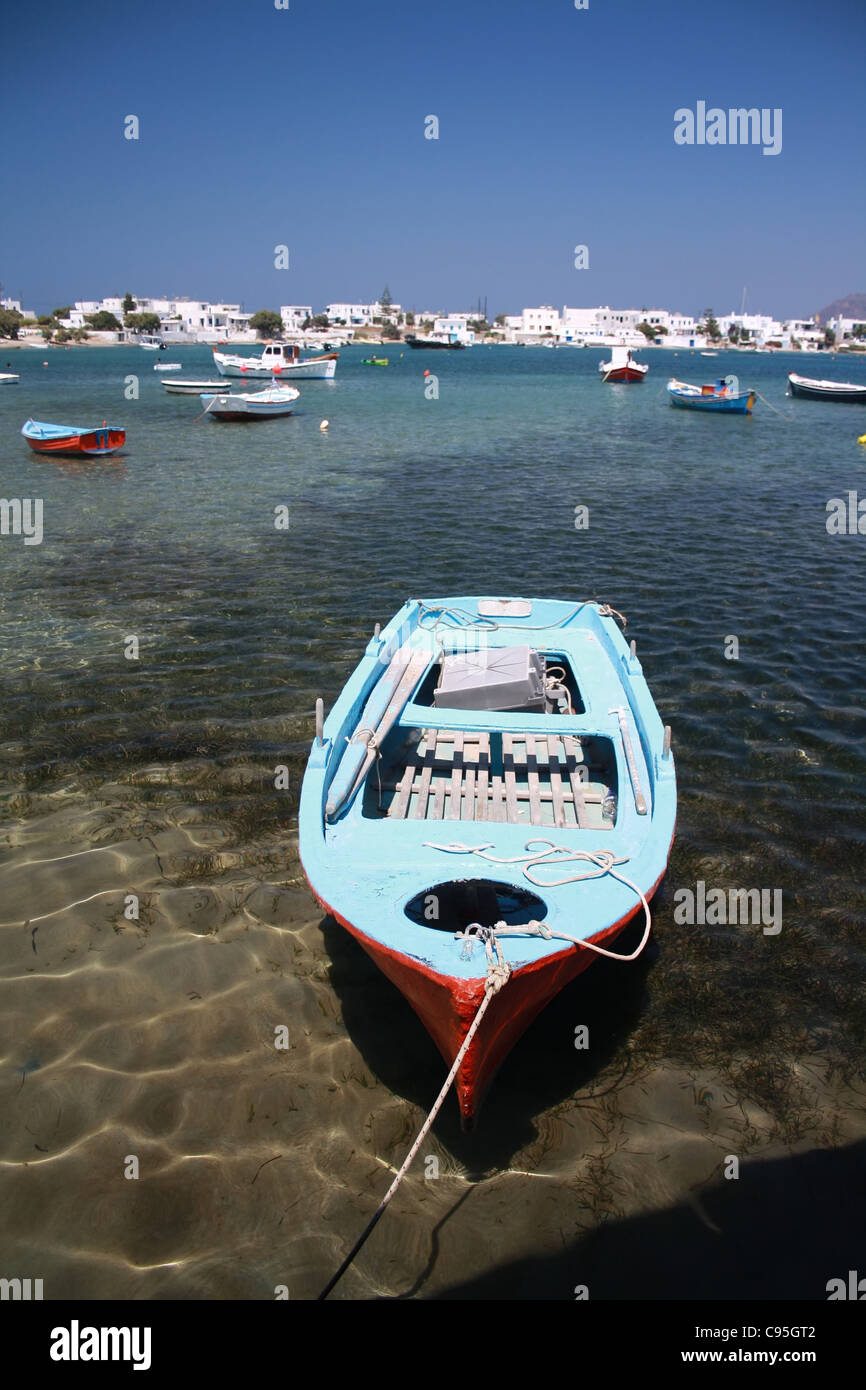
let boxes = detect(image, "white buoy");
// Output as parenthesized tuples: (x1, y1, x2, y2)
(320, 419, 329, 431)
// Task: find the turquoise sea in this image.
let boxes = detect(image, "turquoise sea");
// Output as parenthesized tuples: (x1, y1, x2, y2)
(1, 342, 864, 1299)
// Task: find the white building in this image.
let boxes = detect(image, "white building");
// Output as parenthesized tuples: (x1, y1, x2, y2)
(717, 311, 778, 345)
(281, 305, 315, 332)
(326, 302, 376, 326)
(432, 314, 476, 346)
(522, 306, 561, 337)
(1, 295, 36, 318)
(556, 306, 647, 347)
(777, 317, 823, 349)
(325, 301, 403, 326)
(825, 315, 866, 343)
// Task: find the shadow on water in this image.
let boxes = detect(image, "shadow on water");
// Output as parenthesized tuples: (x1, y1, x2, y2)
(320, 910, 657, 1171)
(426, 1140, 866, 1300)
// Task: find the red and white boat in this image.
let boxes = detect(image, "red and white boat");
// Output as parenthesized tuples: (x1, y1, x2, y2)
(599, 345, 648, 383)
(213, 342, 338, 380)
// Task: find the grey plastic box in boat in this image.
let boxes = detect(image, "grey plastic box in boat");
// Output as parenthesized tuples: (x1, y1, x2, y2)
(432, 645, 548, 714)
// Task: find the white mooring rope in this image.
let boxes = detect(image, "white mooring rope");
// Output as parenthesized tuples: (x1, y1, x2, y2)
(317, 844, 652, 1297)
(318, 929, 511, 1300)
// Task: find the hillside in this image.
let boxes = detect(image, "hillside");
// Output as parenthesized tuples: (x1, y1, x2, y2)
(817, 292, 866, 324)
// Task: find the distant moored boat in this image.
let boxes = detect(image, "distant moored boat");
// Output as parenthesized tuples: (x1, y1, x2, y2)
(213, 343, 338, 379)
(162, 378, 231, 395)
(404, 334, 466, 350)
(599, 346, 648, 382)
(787, 373, 866, 403)
(667, 378, 756, 413)
(21, 419, 126, 456)
(199, 383, 300, 419)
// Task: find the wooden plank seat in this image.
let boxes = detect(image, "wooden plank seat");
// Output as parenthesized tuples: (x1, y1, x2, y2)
(380, 729, 613, 827)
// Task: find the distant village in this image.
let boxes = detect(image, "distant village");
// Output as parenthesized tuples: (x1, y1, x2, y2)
(2, 291, 865, 352)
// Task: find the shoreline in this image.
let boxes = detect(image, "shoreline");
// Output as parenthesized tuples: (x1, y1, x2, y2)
(0, 335, 858, 357)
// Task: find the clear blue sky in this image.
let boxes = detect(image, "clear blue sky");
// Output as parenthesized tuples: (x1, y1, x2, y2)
(1, 0, 863, 319)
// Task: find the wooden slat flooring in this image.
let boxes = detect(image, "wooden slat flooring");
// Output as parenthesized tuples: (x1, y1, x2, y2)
(383, 729, 613, 828)
(447, 731, 464, 820)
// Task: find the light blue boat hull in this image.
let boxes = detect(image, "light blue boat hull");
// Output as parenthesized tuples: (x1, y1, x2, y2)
(299, 596, 677, 1118)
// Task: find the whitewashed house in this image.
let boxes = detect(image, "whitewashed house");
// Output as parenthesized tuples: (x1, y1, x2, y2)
(433, 314, 476, 345)
(281, 305, 315, 333)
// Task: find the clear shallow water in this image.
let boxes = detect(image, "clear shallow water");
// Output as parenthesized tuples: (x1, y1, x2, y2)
(1, 343, 864, 1299)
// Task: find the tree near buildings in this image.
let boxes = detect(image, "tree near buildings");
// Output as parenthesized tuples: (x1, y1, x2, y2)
(0, 308, 23, 339)
(700, 308, 722, 341)
(249, 309, 284, 338)
(124, 311, 162, 335)
(84, 310, 122, 331)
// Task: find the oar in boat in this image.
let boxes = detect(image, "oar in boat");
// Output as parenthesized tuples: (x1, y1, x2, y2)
(325, 645, 430, 822)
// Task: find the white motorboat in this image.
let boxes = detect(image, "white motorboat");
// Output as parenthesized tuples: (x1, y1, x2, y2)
(199, 383, 301, 419)
(163, 378, 231, 395)
(213, 342, 338, 380)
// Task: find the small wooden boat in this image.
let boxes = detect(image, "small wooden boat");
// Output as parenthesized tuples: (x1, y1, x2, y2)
(21, 419, 125, 456)
(0, 372, 20, 384)
(162, 378, 230, 395)
(199, 383, 300, 419)
(213, 343, 339, 380)
(599, 346, 648, 382)
(788, 373, 866, 403)
(362, 357, 389, 366)
(300, 596, 676, 1123)
(667, 378, 756, 413)
(153, 362, 182, 371)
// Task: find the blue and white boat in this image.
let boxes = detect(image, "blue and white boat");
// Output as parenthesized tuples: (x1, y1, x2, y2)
(667, 377, 756, 413)
(299, 596, 676, 1123)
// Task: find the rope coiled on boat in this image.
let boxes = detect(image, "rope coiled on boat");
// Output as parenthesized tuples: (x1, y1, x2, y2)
(421, 839, 653, 962)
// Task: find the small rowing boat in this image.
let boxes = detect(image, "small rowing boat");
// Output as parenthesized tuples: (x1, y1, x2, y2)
(787, 373, 866, 403)
(362, 357, 389, 366)
(199, 383, 300, 419)
(0, 372, 19, 384)
(300, 596, 676, 1124)
(667, 377, 756, 413)
(599, 345, 648, 383)
(162, 378, 231, 395)
(153, 362, 182, 371)
(21, 419, 126, 456)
